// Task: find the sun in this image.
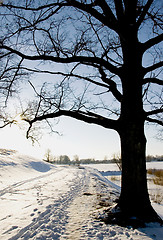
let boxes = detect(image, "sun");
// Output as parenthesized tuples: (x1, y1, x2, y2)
(13, 114, 23, 125)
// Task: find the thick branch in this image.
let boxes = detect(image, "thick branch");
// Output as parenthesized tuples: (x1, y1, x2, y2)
(0, 45, 120, 75)
(144, 61, 163, 74)
(99, 67, 122, 102)
(114, 0, 124, 21)
(3, 0, 119, 32)
(97, 0, 118, 26)
(136, 0, 154, 28)
(141, 33, 163, 53)
(123, 0, 137, 23)
(24, 110, 119, 135)
(67, 0, 118, 31)
(143, 78, 163, 86)
(146, 117, 163, 126)
(145, 108, 163, 116)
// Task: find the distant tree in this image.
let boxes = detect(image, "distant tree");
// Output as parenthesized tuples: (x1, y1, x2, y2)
(80, 158, 95, 164)
(103, 155, 108, 162)
(146, 155, 155, 162)
(0, 0, 162, 225)
(59, 155, 70, 164)
(73, 155, 80, 165)
(112, 152, 122, 171)
(43, 149, 53, 163)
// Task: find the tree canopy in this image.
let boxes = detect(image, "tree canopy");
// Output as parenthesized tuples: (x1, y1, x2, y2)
(0, 0, 162, 135)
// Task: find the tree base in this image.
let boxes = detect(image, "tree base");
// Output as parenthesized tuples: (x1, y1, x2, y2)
(101, 204, 163, 228)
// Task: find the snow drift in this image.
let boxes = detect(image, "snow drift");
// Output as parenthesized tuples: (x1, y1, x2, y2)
(0, 149, 162, 239)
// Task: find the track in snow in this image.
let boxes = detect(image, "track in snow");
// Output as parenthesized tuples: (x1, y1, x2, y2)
(1, 167, 91, 240)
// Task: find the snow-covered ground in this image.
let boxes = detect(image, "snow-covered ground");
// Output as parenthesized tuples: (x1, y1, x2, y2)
(0, 149, 163, 240)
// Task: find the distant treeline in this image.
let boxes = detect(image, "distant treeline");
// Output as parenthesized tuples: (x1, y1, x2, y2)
(146, 155, 163, 162)
(43, 151, 163, 165)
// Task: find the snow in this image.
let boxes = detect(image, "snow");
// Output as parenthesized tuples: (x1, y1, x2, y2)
(0, 149, 163, 240)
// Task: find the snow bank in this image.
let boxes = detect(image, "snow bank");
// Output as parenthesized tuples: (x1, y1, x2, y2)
(0, 149, 56, 189)
(0, 150, 163, 239)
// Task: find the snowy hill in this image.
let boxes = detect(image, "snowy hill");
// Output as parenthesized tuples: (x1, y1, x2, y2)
(0, 149, 163, 239)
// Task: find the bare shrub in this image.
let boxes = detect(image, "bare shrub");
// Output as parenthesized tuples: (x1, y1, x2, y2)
(111, 176, 119, 182)
(147, 169, 163, 186)
(112, 153, 122, 171)
(154, 170, 163, 178)
(150, 191, 163, 204)
(153, 177, 163, 186)
(147, 169, 153, 175)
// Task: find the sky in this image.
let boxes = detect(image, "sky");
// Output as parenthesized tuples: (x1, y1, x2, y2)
(0, 64, 159, 161)
(0, 115, 162, 161)
(0, 69, 162, 161)
(0, 1, 162, 161)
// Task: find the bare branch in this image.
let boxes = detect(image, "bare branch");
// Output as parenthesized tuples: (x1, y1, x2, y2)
(0, 45, 120, 75)
(23, 109, 119, 135)
(136, 0, 154, 28)
(141, 33, 163, 53)
(0, 119, 15, 128)
(67, 0, 118, 31)
(143, 78, 163, 86)
(21, 67, 111, 90)
(5, 58, 24, 104)
(2, 2, 61, 11)
(114, 0, 124, 21)
(144, 61, 163, 74)
(99, 66, 122, 102)
(146, 117, 163, 126)
(145, 108, 163, 116)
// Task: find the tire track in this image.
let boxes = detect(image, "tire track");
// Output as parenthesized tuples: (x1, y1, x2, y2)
(5, 168, 88, 240)
(0, 169, 63, 197)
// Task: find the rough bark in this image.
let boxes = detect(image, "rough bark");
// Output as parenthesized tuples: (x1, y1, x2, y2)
(119, 122, 157, 219)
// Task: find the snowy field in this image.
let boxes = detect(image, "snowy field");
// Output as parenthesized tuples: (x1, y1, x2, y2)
(0, 149, 163, 240)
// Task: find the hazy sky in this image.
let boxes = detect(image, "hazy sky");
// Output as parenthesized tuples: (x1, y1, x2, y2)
(0, 115, 162, 160)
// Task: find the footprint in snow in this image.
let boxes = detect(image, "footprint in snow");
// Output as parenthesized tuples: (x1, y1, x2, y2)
(30, 208, 38, 217)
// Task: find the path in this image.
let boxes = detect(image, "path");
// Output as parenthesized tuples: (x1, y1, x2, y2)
(1, 165, 162, 240)
(1, 166, 98, 239)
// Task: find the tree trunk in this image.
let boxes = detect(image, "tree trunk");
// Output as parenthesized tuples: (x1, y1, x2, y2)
(113, 116, 163, 227)
(109, 27, 162, 225)
(118, 121, 157, 220)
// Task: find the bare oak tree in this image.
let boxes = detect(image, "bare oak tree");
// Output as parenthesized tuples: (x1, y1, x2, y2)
(0, 0, 163, 225)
